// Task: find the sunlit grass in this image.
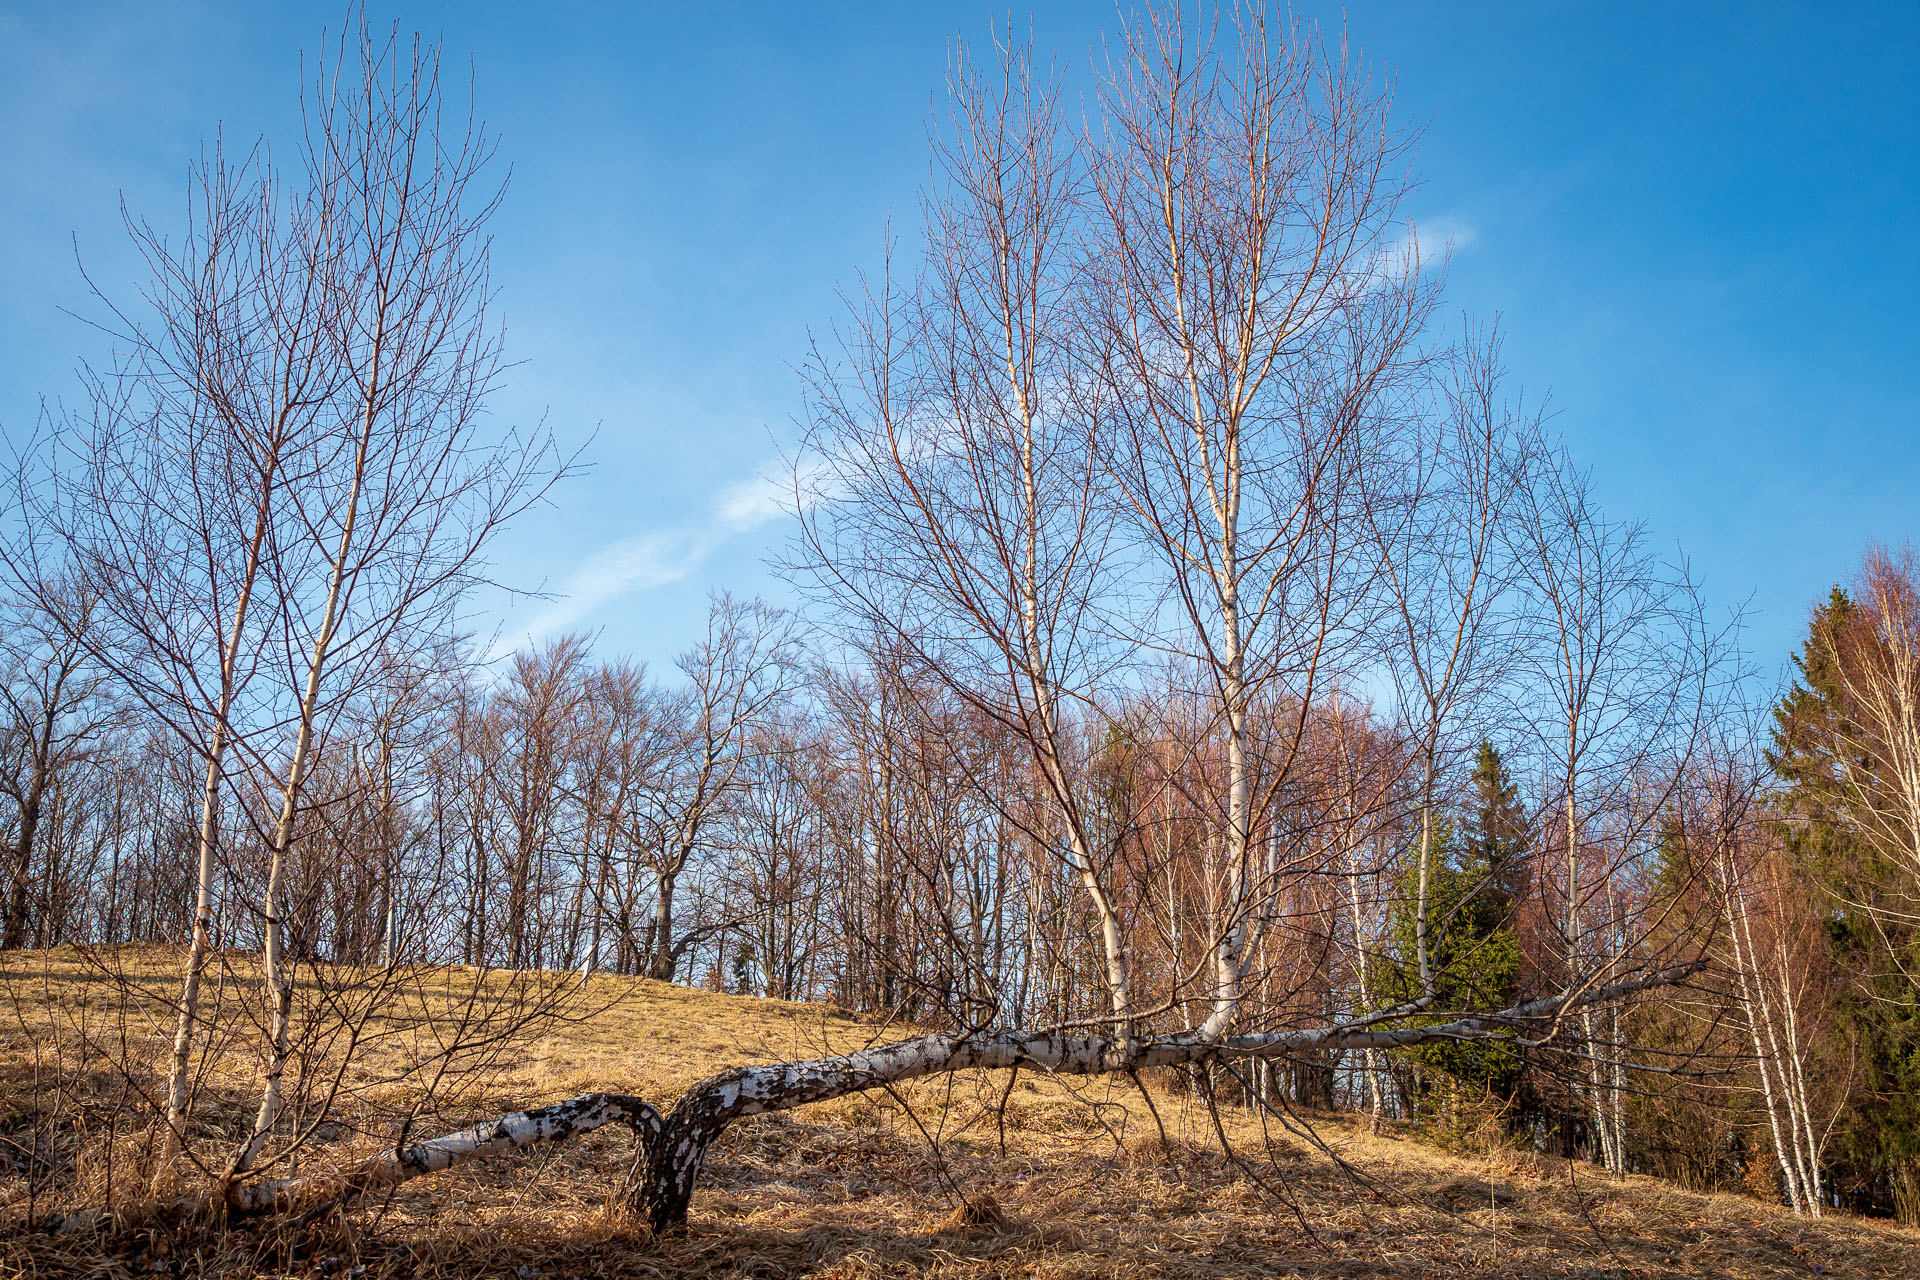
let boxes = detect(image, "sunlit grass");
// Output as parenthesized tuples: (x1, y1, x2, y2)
(3, 946, 1916, 1278)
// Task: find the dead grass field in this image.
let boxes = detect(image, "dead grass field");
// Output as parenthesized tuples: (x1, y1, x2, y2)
(1, 946, 1916, 1278)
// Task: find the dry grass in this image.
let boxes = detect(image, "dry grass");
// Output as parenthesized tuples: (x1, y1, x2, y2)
(3, 947, 1917, 1278)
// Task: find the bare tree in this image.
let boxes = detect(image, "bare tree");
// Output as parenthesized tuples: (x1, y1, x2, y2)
(723, 715, 830, 999)
(1087, 5, 1431, 1039)
(0, 582, 119, 948)
(1813, 544, 1920, 954)
(230, 19, 563, 1179)
(1366, 329, 1531, 995)
(1676, 737, 1836, 1214)
(5, 122, 330, 1163)
(637, 594, 793, 981)
(569, 656, 674, 976)
(1506, 448, 1721, 1172)
(796, 28, 1141, 1028)
(492, 633, 591, 969)
(4, 11, 564, 1182)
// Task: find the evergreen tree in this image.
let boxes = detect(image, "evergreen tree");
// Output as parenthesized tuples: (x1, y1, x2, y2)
(1769, 587, 1861, 842)
(1769, 587, 1920, 1222)
(1375, 743, 1528, 1103)
(1460, 739, 1530, 922)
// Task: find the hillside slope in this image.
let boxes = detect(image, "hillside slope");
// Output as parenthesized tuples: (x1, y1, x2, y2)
(2, 949, 1916, 1278)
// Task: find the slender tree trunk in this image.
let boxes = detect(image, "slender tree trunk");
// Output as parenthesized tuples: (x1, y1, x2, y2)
(1415, 764, 1436, 994)
(159, 395, 285, 1170)
(651, 866, 678, 981)
(2, 767, 48, 949)
(1345, 846, 1384, 1130)
(587, 834, 612, 979)
(233, 311, 383, 1176)
(1722, 850, 1819, 1213)
(1200, 578, 1250, 1040)
(163, 717, 235, 1166)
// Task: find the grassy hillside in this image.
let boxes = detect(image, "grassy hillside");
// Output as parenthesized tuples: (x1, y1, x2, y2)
(2, 948, 1916, 1278)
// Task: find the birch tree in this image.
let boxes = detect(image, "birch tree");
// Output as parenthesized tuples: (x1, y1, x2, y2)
(1366, 330, 1530, 995)
(1681, 744, 1834, 1214)
(1813, 545, 1920, 958)
(1087, 6, 1430, 1039)
(795, 30, 1140, 1027)
(4, 127, 334, 1166)
(1507, 450, 1719, 1172)
(231, 19, 561, 1179)
(5, 13, 562, 1178)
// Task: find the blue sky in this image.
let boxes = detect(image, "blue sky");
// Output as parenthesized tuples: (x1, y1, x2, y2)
(3, 2, 1915, 681)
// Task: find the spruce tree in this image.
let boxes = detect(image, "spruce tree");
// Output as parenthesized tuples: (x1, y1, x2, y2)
(1769, 587, 1920, 1221)
(1375, 742, 1527, 1107)
(1461, 739, 1529, 922)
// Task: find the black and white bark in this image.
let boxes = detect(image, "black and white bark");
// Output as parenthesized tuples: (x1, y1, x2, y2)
(42, 1091, 662, 1235)
(43, 964, 1696, 1236)
(631, 963, 1697, 1227)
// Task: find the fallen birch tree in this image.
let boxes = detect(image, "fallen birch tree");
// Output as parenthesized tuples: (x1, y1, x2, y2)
(41, 965, 1698, 1235)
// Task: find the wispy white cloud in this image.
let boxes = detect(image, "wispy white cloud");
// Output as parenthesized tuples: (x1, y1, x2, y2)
(1409, 214, 1477, 257)
(713, 461, 836, 532)
(506, 458, 820, 651)
(516, 528, 712, 645)
(715, 471, 792, 531)
(1370, 215, 1478, 283)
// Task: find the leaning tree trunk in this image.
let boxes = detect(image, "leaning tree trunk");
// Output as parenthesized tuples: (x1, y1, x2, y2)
(45, 966, 1697, 1237)
(627, 964, 1696, 1229)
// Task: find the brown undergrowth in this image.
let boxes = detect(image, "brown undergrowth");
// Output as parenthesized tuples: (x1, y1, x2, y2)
(3, 947, 1916, 1277)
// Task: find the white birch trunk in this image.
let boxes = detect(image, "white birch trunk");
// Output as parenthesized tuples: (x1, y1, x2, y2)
(233, 287, 387, 1178)
(60, 964, 1695, 1236)
(161, 463, 280, 1168)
